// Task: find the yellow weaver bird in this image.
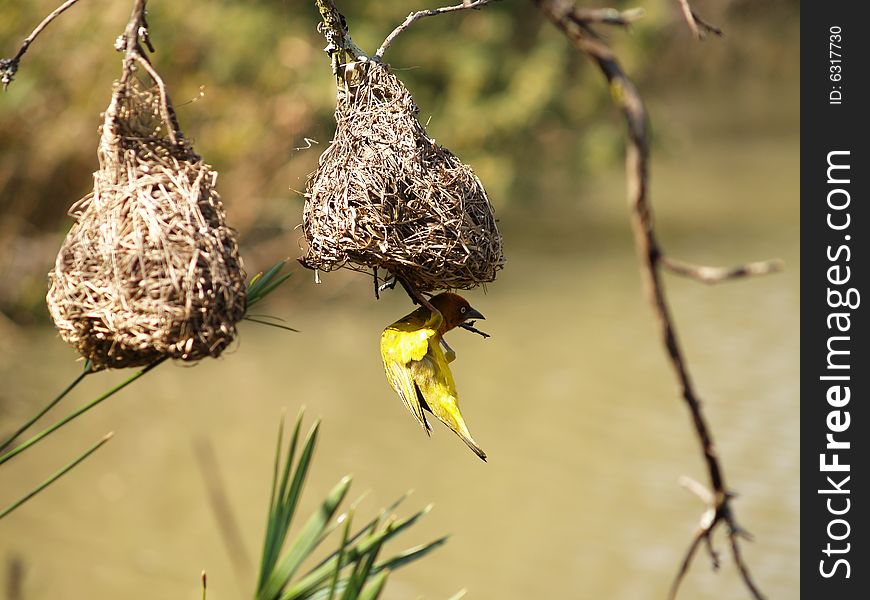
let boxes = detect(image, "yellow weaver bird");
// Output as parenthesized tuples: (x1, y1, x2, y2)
(380, 292, 487, 461)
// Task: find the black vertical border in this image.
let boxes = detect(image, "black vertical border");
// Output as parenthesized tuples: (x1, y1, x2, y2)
(802, 3, 867, 597)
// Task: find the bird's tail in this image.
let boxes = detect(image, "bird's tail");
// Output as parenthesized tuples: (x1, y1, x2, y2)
(448, 416, 487, 462)
(458, 431, 487, 462)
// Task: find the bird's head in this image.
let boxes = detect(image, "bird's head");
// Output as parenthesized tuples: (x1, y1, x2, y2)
(429, 292, 485, 333)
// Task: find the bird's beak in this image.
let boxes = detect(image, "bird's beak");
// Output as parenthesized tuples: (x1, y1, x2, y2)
(465, 308, 485, 321)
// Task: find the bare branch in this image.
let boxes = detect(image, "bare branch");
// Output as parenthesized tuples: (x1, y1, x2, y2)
(676, 0, 723, 40)
(314, 0, 367, 80)
(662, 257, 784, 284)
(729, 524, 765, 599)
(1, 0, 84, 89)
(375, 0, 494, 61)
(533, 2, 765, 598)
(669, 527, 705, 600)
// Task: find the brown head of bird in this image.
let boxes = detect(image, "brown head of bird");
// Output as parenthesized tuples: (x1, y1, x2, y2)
(429, 292, 485, 333)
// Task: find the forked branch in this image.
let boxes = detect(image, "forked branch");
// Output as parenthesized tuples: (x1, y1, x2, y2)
(375, 0, 494, 60)
(533, 1, 768, 598)
(1, 0, 85, 89)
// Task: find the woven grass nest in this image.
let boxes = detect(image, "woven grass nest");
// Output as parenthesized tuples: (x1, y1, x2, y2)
(301, 60, 504, 292)
(46, 62, 246, 370)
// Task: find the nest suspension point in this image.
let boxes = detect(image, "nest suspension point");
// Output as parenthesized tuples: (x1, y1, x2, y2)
(302, 60, 504, 292)
(46, 55, 247, 370)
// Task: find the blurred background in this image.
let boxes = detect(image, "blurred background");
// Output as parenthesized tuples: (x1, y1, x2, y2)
(1, 0, 798, 598)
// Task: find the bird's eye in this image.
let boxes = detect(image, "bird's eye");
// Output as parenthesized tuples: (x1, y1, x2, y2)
(460, 306, 467, 314)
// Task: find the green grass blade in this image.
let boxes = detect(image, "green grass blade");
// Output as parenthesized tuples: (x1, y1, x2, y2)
(257, 415, 288, 591)
(250, 274, 293, 307)
(328, 511, 355, 600)
(300, 580, 349, 600)
(258, 412, 306, 594)
(356, 571, 389, 600)
(0, 362, 93, 452)
(244, 317, 300, 333)
(0, 357, 166, 467)
(248, 261, 285, 297)
(340, 539, 383, 600)
(0, 432, 112, 520)
(280, 419, 319, 526)
(373, 537, 448, 573)
(309, 491, 412, 574)
(247, 260, 292, 307)
(262, 476, 351, 599)
(282, 505, 433, 599)
(258, 417, 321, 600)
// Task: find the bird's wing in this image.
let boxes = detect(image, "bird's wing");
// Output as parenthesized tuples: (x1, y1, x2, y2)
(410, 343, 487, 461)
(380, 311, 442, 433)
(383, 355, 431, 433)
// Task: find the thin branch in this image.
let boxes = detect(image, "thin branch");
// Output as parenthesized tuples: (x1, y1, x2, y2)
(676, 0, 722, 40)
(729, 523, 765, 599)
(1, 0, 84, 89)
(375, 0, 493, 61)
(533, 2, 764, 598)
(669, 527, 706, 600)
(662, 257, 783, 285)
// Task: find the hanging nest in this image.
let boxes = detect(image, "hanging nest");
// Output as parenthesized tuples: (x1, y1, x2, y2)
(46, 57, 247, 370)
(301, 60, 504, 292)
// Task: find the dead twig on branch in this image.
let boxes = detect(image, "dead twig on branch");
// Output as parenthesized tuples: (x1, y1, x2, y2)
(676, 0, 723, 39)
(662, 256, 784, 285)
(1, 0, 85, 89)
(375, 0, 495, 61)
(532, 1, 768, 598)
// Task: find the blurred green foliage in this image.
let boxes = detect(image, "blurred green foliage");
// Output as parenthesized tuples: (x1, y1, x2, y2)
(0, 0, 798, 320)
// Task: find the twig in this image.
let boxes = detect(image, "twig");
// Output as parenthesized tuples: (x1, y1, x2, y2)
(676, 0, 722, 40)
(1, 0, 84, 90)
(459, 322, 491, 339)
(533, 2, 765, 598)
(375, 0, 494, 61)
(662, 257, 783, 285)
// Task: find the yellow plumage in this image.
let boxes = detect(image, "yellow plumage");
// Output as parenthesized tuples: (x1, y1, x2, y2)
(380, 293, 487, 461)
